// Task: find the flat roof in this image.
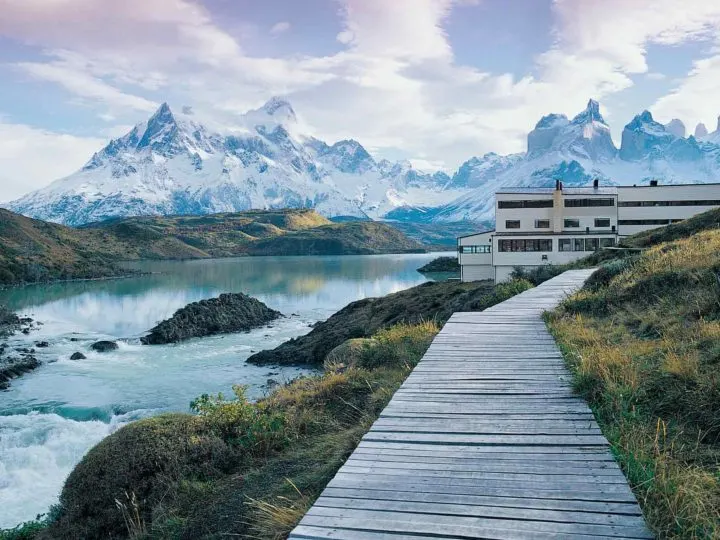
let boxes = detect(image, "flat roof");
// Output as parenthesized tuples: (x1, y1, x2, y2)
(497, 187, 618, 195)
(457, 229, 495, 239)
(497, 183, 720, 195)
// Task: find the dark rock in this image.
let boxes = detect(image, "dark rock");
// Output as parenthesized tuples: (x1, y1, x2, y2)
(417, 256, 460, 274)
(266, 378, 279, 388)
(141, 293, 282, 345)
(70, 337, 81, 342)
(36, 341, 50, 348)
(70, 352, 87, 360)
(0, 355, 40, 388)
(91, 341, 119, 352)
(248, 280, 496, 366)
(19, 317, 33, 324)
(22, 328, 30, 335)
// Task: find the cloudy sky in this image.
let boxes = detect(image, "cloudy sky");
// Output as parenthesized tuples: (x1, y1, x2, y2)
(2, 0, 720, 201)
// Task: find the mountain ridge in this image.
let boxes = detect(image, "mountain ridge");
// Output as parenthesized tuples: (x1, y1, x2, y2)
(8, 98, 720, 226)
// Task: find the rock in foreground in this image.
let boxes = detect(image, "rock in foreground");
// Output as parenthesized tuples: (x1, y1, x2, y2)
(141, 293, 282, 345)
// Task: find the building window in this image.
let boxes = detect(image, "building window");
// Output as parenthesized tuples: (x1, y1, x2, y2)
(618, 219, 673, 226)
(535, 219, 550, 229)
(565, 198, 615, 207)
(594, 218, 611, 228)
(560, 238, 614, 252)
(619, 200, 720, 207)
(498, 239, 553, 252)
(498, 199, 553, 209)
(505, 220, 521, 229)
(460, 245, 491, 254)
(564, 219, 580, 228)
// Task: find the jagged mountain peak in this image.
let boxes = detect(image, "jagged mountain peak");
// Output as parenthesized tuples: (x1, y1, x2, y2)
(571, 98, 606, 125)
(665, 118, 686, 138)
(242, 96, 298, 134)
(695, 122, 709, 138)
(527, 99, 615, 161)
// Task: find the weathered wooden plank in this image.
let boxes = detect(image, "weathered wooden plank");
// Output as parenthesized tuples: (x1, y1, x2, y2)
(344, 456, 624, 474)
(314, 496, 648, 527)
(320, 487, 643, 516)
(301, 508, 653, 538)
(339, 465, 628, 484)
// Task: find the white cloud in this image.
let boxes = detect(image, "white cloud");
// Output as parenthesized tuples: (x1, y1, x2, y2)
(4, 0, 720, 199)
(653, 54, 720, 131)
(270, 22, 291, 35)
(335, 0, 454, 60)
(17, 58, 158, 113)
(0, 122, 105, 202)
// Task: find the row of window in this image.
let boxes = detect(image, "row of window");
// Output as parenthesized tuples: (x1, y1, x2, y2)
(619, 200, 720, 207)
(498, 237, 615, 253)
(498, 198, 617, 209)
(559, 238, 616, 252)
(459, 245, 491, 254)
(564, 198, 615, 207)
(498, 199, 553, 209)
(618, 219, 683, 226)
(505, 218, 613, 229)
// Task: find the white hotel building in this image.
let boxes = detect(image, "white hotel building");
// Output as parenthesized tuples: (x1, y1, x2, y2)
(458, 181, 720, 282)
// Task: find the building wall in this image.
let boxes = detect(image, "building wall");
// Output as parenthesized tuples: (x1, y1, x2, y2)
(462, 264, 495, 282)
(617, 184, 720, 236)
(458, 231, 493, 282)
(495, 192, 618, 235)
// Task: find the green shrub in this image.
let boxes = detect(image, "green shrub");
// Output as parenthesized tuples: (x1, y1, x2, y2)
(53, 414, 237, 539)
(191, 385, 288, 455)
(355, 321, 438, 370)
(584, 256, 638, 291)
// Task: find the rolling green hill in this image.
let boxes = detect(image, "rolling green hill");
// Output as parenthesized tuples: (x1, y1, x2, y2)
(0, 209, 425, 286)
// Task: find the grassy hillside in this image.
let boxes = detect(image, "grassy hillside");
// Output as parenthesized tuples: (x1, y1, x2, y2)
(0, 209, 124, 286)
(83, 210, 332, 259)
(547, 208, 720, 538)
(244, 222, 425, 256)
(0, 209, 425, 286)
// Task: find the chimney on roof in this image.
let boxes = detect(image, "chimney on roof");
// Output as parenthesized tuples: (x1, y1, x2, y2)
(650, 180, 658, 187)
(593, 178, 599, 189)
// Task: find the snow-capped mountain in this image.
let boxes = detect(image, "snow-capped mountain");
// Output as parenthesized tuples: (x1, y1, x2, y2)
(8, 99, 465, 226)
(412, 100, 720, 223)
(9, 98, 720, 226)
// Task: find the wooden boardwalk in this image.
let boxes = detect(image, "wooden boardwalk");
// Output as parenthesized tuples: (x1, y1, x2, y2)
(290, 270, 652, 540)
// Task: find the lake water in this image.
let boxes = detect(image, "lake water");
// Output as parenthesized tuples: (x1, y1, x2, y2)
(0, 253, 447, 529)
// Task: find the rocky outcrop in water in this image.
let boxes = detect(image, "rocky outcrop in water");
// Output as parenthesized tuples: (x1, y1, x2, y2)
(141, 293, 282, 345)
(0, 305, 39, 389)
(91, 341, 119, 352)
(417, 256, 460, 273)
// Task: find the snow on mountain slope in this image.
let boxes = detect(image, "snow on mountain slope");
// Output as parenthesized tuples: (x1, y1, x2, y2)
(428, 102, 720, 223)
(8, 99, 461, 226)
(8, 98, 720, 227)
